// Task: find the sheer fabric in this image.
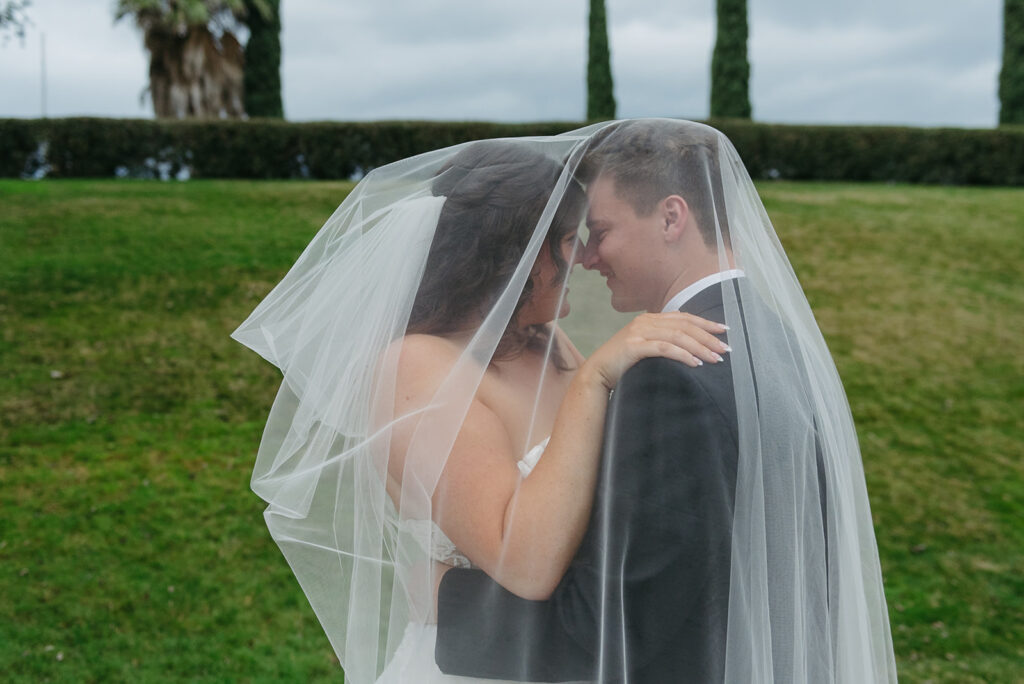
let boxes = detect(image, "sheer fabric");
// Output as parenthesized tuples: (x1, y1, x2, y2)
(232, 119, 896, 683)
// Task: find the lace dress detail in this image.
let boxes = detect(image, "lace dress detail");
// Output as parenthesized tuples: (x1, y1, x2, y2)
(399, 519, 474, 568)
(397, 437, 551, 569)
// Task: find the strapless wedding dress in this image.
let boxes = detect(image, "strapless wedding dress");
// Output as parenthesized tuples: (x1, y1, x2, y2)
(375, 438, 549, 684)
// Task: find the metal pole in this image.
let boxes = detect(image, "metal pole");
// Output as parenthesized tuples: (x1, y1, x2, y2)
(40, 32, 47, 118)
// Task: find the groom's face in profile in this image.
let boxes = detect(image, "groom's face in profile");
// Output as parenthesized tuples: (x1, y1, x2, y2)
(583, 174, 670, 313)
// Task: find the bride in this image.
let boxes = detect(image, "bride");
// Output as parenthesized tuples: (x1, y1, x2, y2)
(232, 135, 725, 683)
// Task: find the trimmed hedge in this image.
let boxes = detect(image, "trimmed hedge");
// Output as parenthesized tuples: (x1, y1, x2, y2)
(2, 117, 1023, 185)
(0, 118, 579, 180)
(711, 118, 1024, 186)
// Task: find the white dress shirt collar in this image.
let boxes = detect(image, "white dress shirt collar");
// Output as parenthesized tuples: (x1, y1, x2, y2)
(661, 269, 746, 313)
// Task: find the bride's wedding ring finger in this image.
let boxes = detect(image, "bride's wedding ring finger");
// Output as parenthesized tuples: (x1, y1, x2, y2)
(648, 340, 705, 368)
(668, 322, 730, 356)
(643, 321, 726, 361)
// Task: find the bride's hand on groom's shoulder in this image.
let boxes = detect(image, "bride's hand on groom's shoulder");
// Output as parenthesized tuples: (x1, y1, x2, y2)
(581, 312, 730, 392)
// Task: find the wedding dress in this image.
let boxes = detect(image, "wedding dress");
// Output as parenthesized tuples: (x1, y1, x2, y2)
(375, 439, 549, 684)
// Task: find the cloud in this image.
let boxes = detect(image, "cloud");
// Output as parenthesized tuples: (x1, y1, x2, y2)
(0, 0, 1004, 127)
(610, 16, 714, 119)
(749, 4, 1001, 127)
(282, 3, 586, 120)
(2, 1, 148, 117)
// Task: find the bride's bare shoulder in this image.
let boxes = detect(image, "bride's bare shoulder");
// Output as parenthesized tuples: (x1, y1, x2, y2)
(552, 326, 586, 367)
(392, 333, 462, 366)
(383, 334, 464, 395)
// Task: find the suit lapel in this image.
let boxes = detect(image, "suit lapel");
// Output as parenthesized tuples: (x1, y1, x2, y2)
(677, 280, 732, 317)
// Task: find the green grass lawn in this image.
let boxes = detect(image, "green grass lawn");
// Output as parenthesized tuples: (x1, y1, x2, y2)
(1, 179, 1021, 682)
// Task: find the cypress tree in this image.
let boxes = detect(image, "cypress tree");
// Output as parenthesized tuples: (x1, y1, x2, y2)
(1000, 0, 1024, 125)
(710, 0, 751, 119)
(243, 0, 283, 118)
(587, 0, 616, 120)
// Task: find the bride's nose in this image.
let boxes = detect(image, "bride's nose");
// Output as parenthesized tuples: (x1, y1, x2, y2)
(580, 239, 599, 270)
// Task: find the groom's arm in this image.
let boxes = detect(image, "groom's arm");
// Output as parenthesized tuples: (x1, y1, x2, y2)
(436, 357, 738, 681)
(436, 565, 595, 682)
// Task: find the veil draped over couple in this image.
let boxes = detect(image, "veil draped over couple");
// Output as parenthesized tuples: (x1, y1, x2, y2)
(232, 119, 897, 683)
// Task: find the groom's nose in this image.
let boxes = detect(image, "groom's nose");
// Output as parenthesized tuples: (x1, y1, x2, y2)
(571, 242, 585, 267)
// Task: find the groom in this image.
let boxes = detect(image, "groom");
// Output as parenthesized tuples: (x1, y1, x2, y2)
(434, 121, 820, 682)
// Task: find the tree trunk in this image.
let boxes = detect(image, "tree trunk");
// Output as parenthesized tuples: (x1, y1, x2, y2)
(1001, 0, 1024, 125)
(710, 0, 752, 119)
(145, 25, 245, 119)
(587, 0, 616, 120)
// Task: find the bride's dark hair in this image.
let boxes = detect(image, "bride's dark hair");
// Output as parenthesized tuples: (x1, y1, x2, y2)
(408, 140, 584, 367)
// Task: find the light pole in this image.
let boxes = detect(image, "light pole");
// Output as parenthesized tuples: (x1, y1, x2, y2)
(40, 31, 46, 117)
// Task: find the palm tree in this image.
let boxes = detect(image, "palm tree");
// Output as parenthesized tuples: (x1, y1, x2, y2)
(0, 0, 31, 45)
(115, 0, 269, 119)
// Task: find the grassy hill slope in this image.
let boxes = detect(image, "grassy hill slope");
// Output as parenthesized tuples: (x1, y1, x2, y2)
(1, 179, 1020, 682)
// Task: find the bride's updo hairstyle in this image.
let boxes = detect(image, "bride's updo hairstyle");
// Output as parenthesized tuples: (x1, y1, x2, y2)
(409, 140, 584, 364)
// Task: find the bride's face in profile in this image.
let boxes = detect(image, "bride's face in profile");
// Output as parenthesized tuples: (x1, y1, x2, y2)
(518, 227, 580, 327)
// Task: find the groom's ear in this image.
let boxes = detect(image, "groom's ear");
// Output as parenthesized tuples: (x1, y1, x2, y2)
(661, 195, 690, 243)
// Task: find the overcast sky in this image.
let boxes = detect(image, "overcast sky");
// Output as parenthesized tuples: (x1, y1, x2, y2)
(0, 0, 1004, 127)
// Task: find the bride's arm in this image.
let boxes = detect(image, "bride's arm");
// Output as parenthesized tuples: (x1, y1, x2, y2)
(390, 314, 728, 601)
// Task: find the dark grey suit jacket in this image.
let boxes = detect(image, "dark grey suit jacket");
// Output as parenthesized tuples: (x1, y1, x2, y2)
(435, 281, 750, 683)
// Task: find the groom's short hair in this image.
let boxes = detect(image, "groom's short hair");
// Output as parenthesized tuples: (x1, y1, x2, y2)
(577, 120, 730, 247)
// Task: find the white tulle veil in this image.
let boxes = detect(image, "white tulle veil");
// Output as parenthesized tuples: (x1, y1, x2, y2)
(232, 119, 896, 683)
